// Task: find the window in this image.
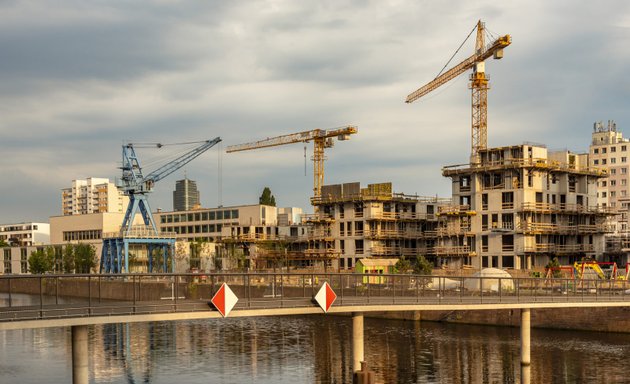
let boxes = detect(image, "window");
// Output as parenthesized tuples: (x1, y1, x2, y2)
(602, 159, 607, 165)
(623, 157, 628, 163)
(611, 169, 617, 175)
(611, 191, 616, 198)
(209, 211, 215, 220)
(355, 239, 364, 254)
(611, 180, 616, 186)
(622, 179, 627, 186)
(611, 147, 617, 153)
(602, 192, 607, 198)
(482, 215, 488, 231)
(622, 168, 628, 174)
(20, 248, 27, 273)
(621, 190, 627, 197)
(232, 210, 239, 219)
(602, 181, 607, 187)
(3, 249, 10, 274)
(623, 145, 627, 151)
(482, 194, 488, 210)
(594, 160, 599, 165)
(482, 235, 488, 252)
(611, 158, 617, 164)
(603, 148, 607, 154)
(594, 148, 599, 154)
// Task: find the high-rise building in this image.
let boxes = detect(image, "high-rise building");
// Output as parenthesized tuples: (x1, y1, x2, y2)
(173, 178, 200, 211)
(61, 178, 127, 216)
(589, 120, 630, 232)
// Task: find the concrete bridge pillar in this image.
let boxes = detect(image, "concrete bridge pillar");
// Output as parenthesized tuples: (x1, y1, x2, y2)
(521, 308, 531, 367)
(72, 325, 88, 384)
(352, 312, 364, 372)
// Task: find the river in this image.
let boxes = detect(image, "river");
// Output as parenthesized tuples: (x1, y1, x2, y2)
(1, 314, 629, 383)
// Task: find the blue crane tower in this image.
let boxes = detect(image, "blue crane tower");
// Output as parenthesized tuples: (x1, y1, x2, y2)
(100, 137, 222, 273)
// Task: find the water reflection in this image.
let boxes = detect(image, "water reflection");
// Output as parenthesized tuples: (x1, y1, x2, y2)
(1, 315, 630, 383)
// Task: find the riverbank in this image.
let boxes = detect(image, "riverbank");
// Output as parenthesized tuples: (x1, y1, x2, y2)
(365, 307, 630, 333)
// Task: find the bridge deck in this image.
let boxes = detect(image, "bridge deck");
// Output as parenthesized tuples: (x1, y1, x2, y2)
(1, 272, 630, 330)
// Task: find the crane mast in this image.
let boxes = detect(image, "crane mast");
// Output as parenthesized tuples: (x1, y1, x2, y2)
(226, 126, 357, 199)
(406, 20, 511, 162)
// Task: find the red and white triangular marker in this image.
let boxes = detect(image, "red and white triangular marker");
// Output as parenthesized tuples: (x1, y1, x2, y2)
(314, 282, 337, 313)
(210, 283, 238, 317)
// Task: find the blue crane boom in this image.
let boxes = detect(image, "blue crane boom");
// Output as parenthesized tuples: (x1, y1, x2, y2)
(118, 137, 222, 235)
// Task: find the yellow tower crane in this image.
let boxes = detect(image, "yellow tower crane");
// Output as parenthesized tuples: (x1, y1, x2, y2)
(226, 125, 358, 199)
(406, 20, 511, 162)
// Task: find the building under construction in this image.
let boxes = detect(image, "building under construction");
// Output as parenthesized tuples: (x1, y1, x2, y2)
(440, 143, 613, 270)
(306, 182, 448, 270)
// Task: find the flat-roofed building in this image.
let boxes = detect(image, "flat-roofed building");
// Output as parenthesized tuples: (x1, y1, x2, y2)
(173, 177, 200, 211)
(62, 177, 127, 216)
(0, 222, 50, 246)
(441, 143, 612, 270)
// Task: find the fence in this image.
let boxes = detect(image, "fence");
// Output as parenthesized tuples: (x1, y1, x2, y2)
(1, 273, 629, 322)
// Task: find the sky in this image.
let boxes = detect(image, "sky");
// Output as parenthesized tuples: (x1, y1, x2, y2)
(1, 0, 630, 223)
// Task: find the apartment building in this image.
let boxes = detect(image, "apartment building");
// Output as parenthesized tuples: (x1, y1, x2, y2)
(0, 222, 50, 246)
(589, 120, 630, 232)
(441, 143, 612, 270)
(62, 177, 127, 216)
(308, 182, 446, 270)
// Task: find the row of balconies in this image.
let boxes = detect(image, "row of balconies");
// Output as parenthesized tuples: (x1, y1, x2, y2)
(304, 211, 439, 222)
(443, 157, 607, 176)
(521, 243, 595, 254)
(517, 222, 613, 234)
(519, 202, 614, 214)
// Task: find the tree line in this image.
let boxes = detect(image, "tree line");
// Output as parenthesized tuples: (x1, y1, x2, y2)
(28, 243, 96, 274)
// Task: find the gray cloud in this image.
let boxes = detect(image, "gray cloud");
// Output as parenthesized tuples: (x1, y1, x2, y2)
(1, 1, 630, 223)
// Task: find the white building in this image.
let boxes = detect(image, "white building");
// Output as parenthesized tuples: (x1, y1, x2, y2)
(589, 120, 630, 233)
(62, 177, 127, 216)
(0, 222, 50, 246)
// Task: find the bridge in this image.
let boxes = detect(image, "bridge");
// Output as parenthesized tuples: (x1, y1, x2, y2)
(2, 272, 630, 383)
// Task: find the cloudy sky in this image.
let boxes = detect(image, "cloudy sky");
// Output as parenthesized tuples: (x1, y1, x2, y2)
(1, 0, 629, 223)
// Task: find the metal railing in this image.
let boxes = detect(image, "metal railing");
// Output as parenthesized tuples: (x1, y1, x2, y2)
(1, 273, 629, 323)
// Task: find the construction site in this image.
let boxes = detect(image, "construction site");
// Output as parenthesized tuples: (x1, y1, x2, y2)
(213, 20, 621, 278)
(7, 20, 627, 282)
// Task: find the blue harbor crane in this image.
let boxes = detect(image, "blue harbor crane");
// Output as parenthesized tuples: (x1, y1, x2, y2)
(101, 137, 222, 273)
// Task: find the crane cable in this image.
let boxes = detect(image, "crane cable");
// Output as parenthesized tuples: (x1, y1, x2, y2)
(434, 23, 478, 79)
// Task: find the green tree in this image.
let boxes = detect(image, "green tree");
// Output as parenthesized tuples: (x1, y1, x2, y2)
(0, 239, 8, 247)
(152, 248, 171, 272)
(28, 248, 54, 274)
(545, 257, 561, 278)
(395, 256, 412, 274)
(259, 187, 276, 206)
(62, 245, 76, 273)
(74, 243, 96, 273)
(413, 255, 433, 275)
(413, 255, 433, 288)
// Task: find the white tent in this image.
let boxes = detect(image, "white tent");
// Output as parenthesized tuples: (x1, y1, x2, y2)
(463, 268, 514, 292)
